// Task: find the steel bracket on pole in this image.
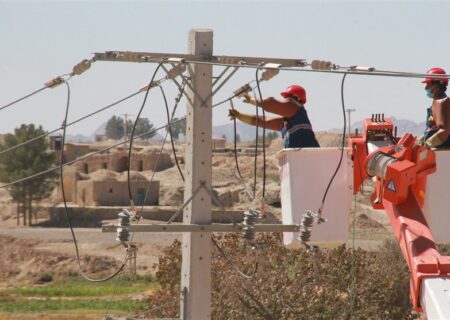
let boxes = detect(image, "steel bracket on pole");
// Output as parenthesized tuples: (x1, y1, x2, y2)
(94, 51, 307, 68)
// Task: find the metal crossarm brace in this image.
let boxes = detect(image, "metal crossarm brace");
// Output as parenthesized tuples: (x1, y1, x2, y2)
(102, 223, 300, 233)
(160, 64, 193, 105)
(94, 51, 307, 68)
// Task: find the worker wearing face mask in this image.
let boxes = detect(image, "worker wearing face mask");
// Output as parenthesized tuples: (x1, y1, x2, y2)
(422, 67, 450, 148)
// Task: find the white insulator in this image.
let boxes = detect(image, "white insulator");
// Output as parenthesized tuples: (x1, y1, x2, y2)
(72, 59, 91, 76)
(242, 209, 259, 241)
(299, 210, 315, 243)
(311, 60, 334, 70)
(116, 209, 132, 244)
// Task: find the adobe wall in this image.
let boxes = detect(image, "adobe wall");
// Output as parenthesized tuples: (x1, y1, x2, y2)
(77, 180, 95, 206)
(75, 151, 173, 174)
(64, 144, 92, 163)
(91, 180, 159, 206)
(57, 166, 78, 202)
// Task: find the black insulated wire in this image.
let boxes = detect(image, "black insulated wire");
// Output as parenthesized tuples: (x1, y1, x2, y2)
(252, 86, 259, 200)
(0, 93, 235, 191)
(160, 84, 185, 182)
(59, 82, 128, 282)
(127, 61, 165, 206)
(319, 73, 348, 211)
(255, 68, 266, 199)
(231, 100, 253, 199)
(211, 237, 258, 279)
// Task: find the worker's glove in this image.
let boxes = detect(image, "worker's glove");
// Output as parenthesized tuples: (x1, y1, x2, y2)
(428, 115, 435, 127)
(425, 134, 443, 148)
(228, 108, 240, 120)
(242, 94, 257, 105)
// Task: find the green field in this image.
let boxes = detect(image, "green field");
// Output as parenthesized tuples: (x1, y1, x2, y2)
(0, 275, 155, 318)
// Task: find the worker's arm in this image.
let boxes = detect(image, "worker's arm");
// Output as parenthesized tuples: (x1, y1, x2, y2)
(243, 95, 299, 118)
(432, 98, 450, 130)
(229, 109, 283, 131)
(426, 129, 450, 148)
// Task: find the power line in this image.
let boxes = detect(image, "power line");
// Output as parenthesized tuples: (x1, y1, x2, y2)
(317, 73, 348, 220)
(0, 77, 245, 192)
(0, 86, 48, 112)
(0, 89, 143, 156)
(127, 61, 165, 208)
(59, 81, 129, 283)
(0, 116, 188, 190)
(160, 82, 186, 182)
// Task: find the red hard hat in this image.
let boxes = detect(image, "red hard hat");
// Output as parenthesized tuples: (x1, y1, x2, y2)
(422, 67, 448, 85)
(280, 85, 307, 103)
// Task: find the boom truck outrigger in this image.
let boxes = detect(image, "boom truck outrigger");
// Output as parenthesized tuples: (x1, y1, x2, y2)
(349, 115, 450, 317)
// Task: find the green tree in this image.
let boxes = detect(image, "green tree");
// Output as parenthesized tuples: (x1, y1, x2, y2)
(105, 115, 125, 140)
(134, 118, 156, 140)
(0, 124, 57, 226)
(166, 117, 186, 140)
(267, 131, 278, 142)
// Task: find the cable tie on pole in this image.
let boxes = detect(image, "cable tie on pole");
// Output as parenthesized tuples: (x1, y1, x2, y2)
(71, 59, 92, 76)
(44, 76, 65, 89)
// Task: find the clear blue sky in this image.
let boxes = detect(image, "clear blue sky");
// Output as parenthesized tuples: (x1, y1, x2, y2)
(1, 1, 449, 136)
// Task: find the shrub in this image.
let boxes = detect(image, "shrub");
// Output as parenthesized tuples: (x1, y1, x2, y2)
(37, 273, 53, 283)
(143, 235, 418, 320)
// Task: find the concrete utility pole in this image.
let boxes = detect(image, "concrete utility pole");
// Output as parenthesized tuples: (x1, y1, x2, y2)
(181, 29, 213, 320)
(345, 108, 356, 138)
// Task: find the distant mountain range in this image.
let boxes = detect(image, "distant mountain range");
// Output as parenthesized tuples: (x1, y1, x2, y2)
(65, 117, 427, 143)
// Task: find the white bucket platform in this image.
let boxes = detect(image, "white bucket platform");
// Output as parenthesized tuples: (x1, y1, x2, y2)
(278, 148, 353, 246)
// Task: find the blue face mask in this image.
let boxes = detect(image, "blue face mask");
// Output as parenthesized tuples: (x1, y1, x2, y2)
(426, 89, 434, 99)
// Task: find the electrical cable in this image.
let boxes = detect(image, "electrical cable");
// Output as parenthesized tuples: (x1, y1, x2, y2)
(317, 73, 348, 220)
(0, 85, 245, 191)
(211, 236, 258, 279)
(0, 117, 188, 190)
(160, 84, 185, 182)
(255, 68, 266, 199)
(230, 100, 253, 199)
(179, 59, 450, 80)
(0, 89, 143, 156)
(138, 81, 187, 217)
(127, 61, 165, 209)
(0, 86, 48, 112)
(58, 81, 128, 282)
(252, 86, 259, 200)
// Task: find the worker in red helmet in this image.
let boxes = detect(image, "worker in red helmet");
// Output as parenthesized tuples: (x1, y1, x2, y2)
(228, 85, 320, 148)
(422, 67, 450, 148)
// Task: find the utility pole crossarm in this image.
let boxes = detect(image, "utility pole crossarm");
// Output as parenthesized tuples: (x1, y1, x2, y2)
(93, 51, 307, 68)
(102, 223, 301, 233)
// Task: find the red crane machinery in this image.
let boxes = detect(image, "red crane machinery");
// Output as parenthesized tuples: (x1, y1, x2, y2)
(349, 115, 450, 318)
